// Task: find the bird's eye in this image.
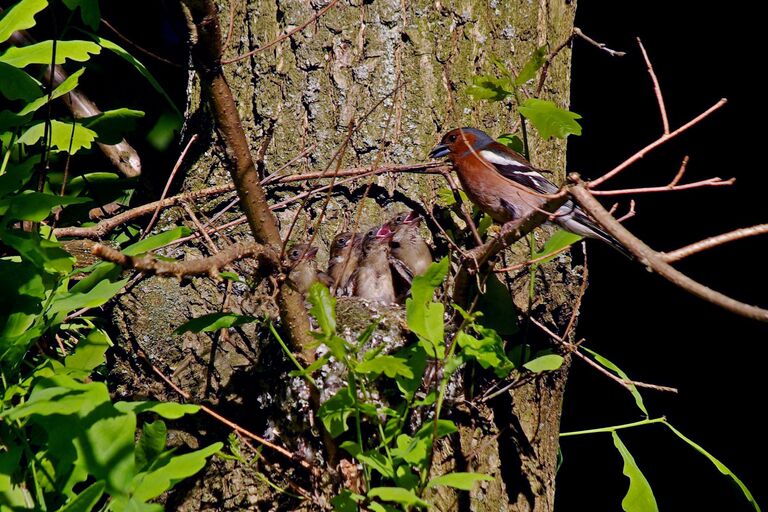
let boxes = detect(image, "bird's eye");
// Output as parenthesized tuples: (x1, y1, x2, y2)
(291, 250, 299, 258)
(447, 134, 457, 143)
(395, 215, 404, 224)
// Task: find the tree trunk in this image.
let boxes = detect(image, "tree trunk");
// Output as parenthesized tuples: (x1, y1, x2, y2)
(110, 0, 578, 509)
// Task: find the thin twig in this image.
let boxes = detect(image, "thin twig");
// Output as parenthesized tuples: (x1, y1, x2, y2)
(569, 177, 768, 322)
(637, 38, 669, 134)
(92, 241, 277, 279)
(573, 28, 626, 57)
(616, 200, 637, 223)
(142, 135, 199, 238)
(589, 98, 727, 188)
(662, 224, 768, 263)
(222, 0, 341, 64)
(102, 18, 182, 67)
(592, 177, 734, 196)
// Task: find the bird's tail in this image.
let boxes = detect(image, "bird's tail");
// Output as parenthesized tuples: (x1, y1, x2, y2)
(558, 208, 634, 259)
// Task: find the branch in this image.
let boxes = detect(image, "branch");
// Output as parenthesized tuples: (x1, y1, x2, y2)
(661, 224, 768, 263)
(637, 38, 669, 134)
(453, 192, 568, 307)
(591, 176, 734, 196)
(589, 98, 727, 188)
(52, 183, 236, 239)
(568, 177, 768, 322)
(92, 241, 277, 278)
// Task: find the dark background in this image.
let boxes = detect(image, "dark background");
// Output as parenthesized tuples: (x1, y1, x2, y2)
(559, 1, 767, 510)
(72, 1, 766, 509)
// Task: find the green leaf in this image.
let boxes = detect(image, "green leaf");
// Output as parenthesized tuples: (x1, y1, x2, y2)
(340, 441, 394, 478)
(131, 442, 222, 501)
(0, 191, 89, 221)
(368, 487, 429, 508)
(331, 489, 365, 512)
(662, 421, 760, 512)
(435, 187, 469, 207)
(532, 229, 582, 264)
(523, 353, 564, 373)
(114, 401, 200, 419)
(17, 119, 97, 153)
(457, 329, 513, 377)
(218, 271, 241, 282)
(96, 36, 182, 118)
(0, 40, 101, 67)
(64, 328, 112, 373)
(427, 472, 495, 490)
(477, 213, 493, 238)
(515, 46, 548, 86)
(518, 98, 582, 139)
(410, 257, 449, 304)
(122, 226, 192, 256)
(81, 108, 145, 144)
(48, 277, 128, 316)
(466, 75, 513, 101)
(59, 481, 105, 512)
(415, 419, 457, 440)
(18, 67, 85, 116)
(582, 347, 647, 417)
(497, 133, 524, 153)
(0, 226, 74, 273)
(475, 275, 518, 335)
(0, 0, 48, 44)
(147, 110, 182, 151)
(0, 62, 42, 101)
(318, 388, 355, 437)
(612, 432, 658, 512)
(61, 0, 100, 29)
(395, 345, 427, 400)
(174, 312, 258, 334)
(136, 420, 167, 471)
(391, 434, 428, 466)
(308, 282, 336, 336)
(356, 355, 414, 379)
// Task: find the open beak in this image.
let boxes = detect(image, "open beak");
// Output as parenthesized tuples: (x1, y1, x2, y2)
(404, 210, 422, 225)
(304, 246, 319, 259)
(375, 223, 394, 240)
(429, 144, 449, 159)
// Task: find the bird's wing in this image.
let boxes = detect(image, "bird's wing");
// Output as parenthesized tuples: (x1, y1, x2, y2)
(478, 148, 560, 195)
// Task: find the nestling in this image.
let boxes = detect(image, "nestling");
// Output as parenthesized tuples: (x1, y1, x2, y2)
(389, 210, 432, 278)
(429, 127, 630, 257)
(286, 243, 331, 295)
(354, 224, 396, 304)
(327, 231, 362, 296)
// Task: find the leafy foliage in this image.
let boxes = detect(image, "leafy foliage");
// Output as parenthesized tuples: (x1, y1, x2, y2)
(0, 2, 218, 510)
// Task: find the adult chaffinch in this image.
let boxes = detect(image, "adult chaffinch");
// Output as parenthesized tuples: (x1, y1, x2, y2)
(388, 210, 432, 284)
(429, 127, 630, 257)
(327, 231, 362, 296)
(287, 243, 331, 295)
(354, 224, 396, 304)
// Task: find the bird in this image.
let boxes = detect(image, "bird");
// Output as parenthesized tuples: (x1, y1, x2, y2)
(429, 127, 630, 257)
(286, 243, 331, 295)
(354, 224, 396, 304)
(388, 210, 433, 278)
(327, 231, 362, 296)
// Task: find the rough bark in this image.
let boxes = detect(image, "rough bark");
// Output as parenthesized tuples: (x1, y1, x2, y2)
(110, 0, 578, 510)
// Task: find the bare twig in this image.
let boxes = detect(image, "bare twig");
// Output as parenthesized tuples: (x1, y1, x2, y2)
(102, 18, 182, 67)
(637, 38, 669, 134)
(662, 224, 768, 263)
(573, 27, 626, 58)
(52, 183, 236, 239)
(616, 200, 637, 223)
(569, 177, 768, 322)
(143, 135, 199, 238)
(222, 0, 341, 64)
(589, 98, 727, 188)
(592, 177, 734, 196)
(92, 241, 277, 279)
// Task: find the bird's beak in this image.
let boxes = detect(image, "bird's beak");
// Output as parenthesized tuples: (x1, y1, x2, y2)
(375, 224, 394, 240)
(305, 246, 319, 259)
(429, 143, 449, 159)
(404, 210, 422, 225)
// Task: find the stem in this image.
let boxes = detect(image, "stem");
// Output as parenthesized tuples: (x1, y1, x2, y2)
(348, 367, 370, 488)
(268, 321, 317, 388)
(559, 416, 666, 437)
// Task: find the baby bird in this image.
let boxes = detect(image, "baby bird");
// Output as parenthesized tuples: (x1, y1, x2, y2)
(286, 243, 330, 295)
(389, 210, 432, 277)
(354, 224, 396, 304)
(327, 231, 362, 296)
